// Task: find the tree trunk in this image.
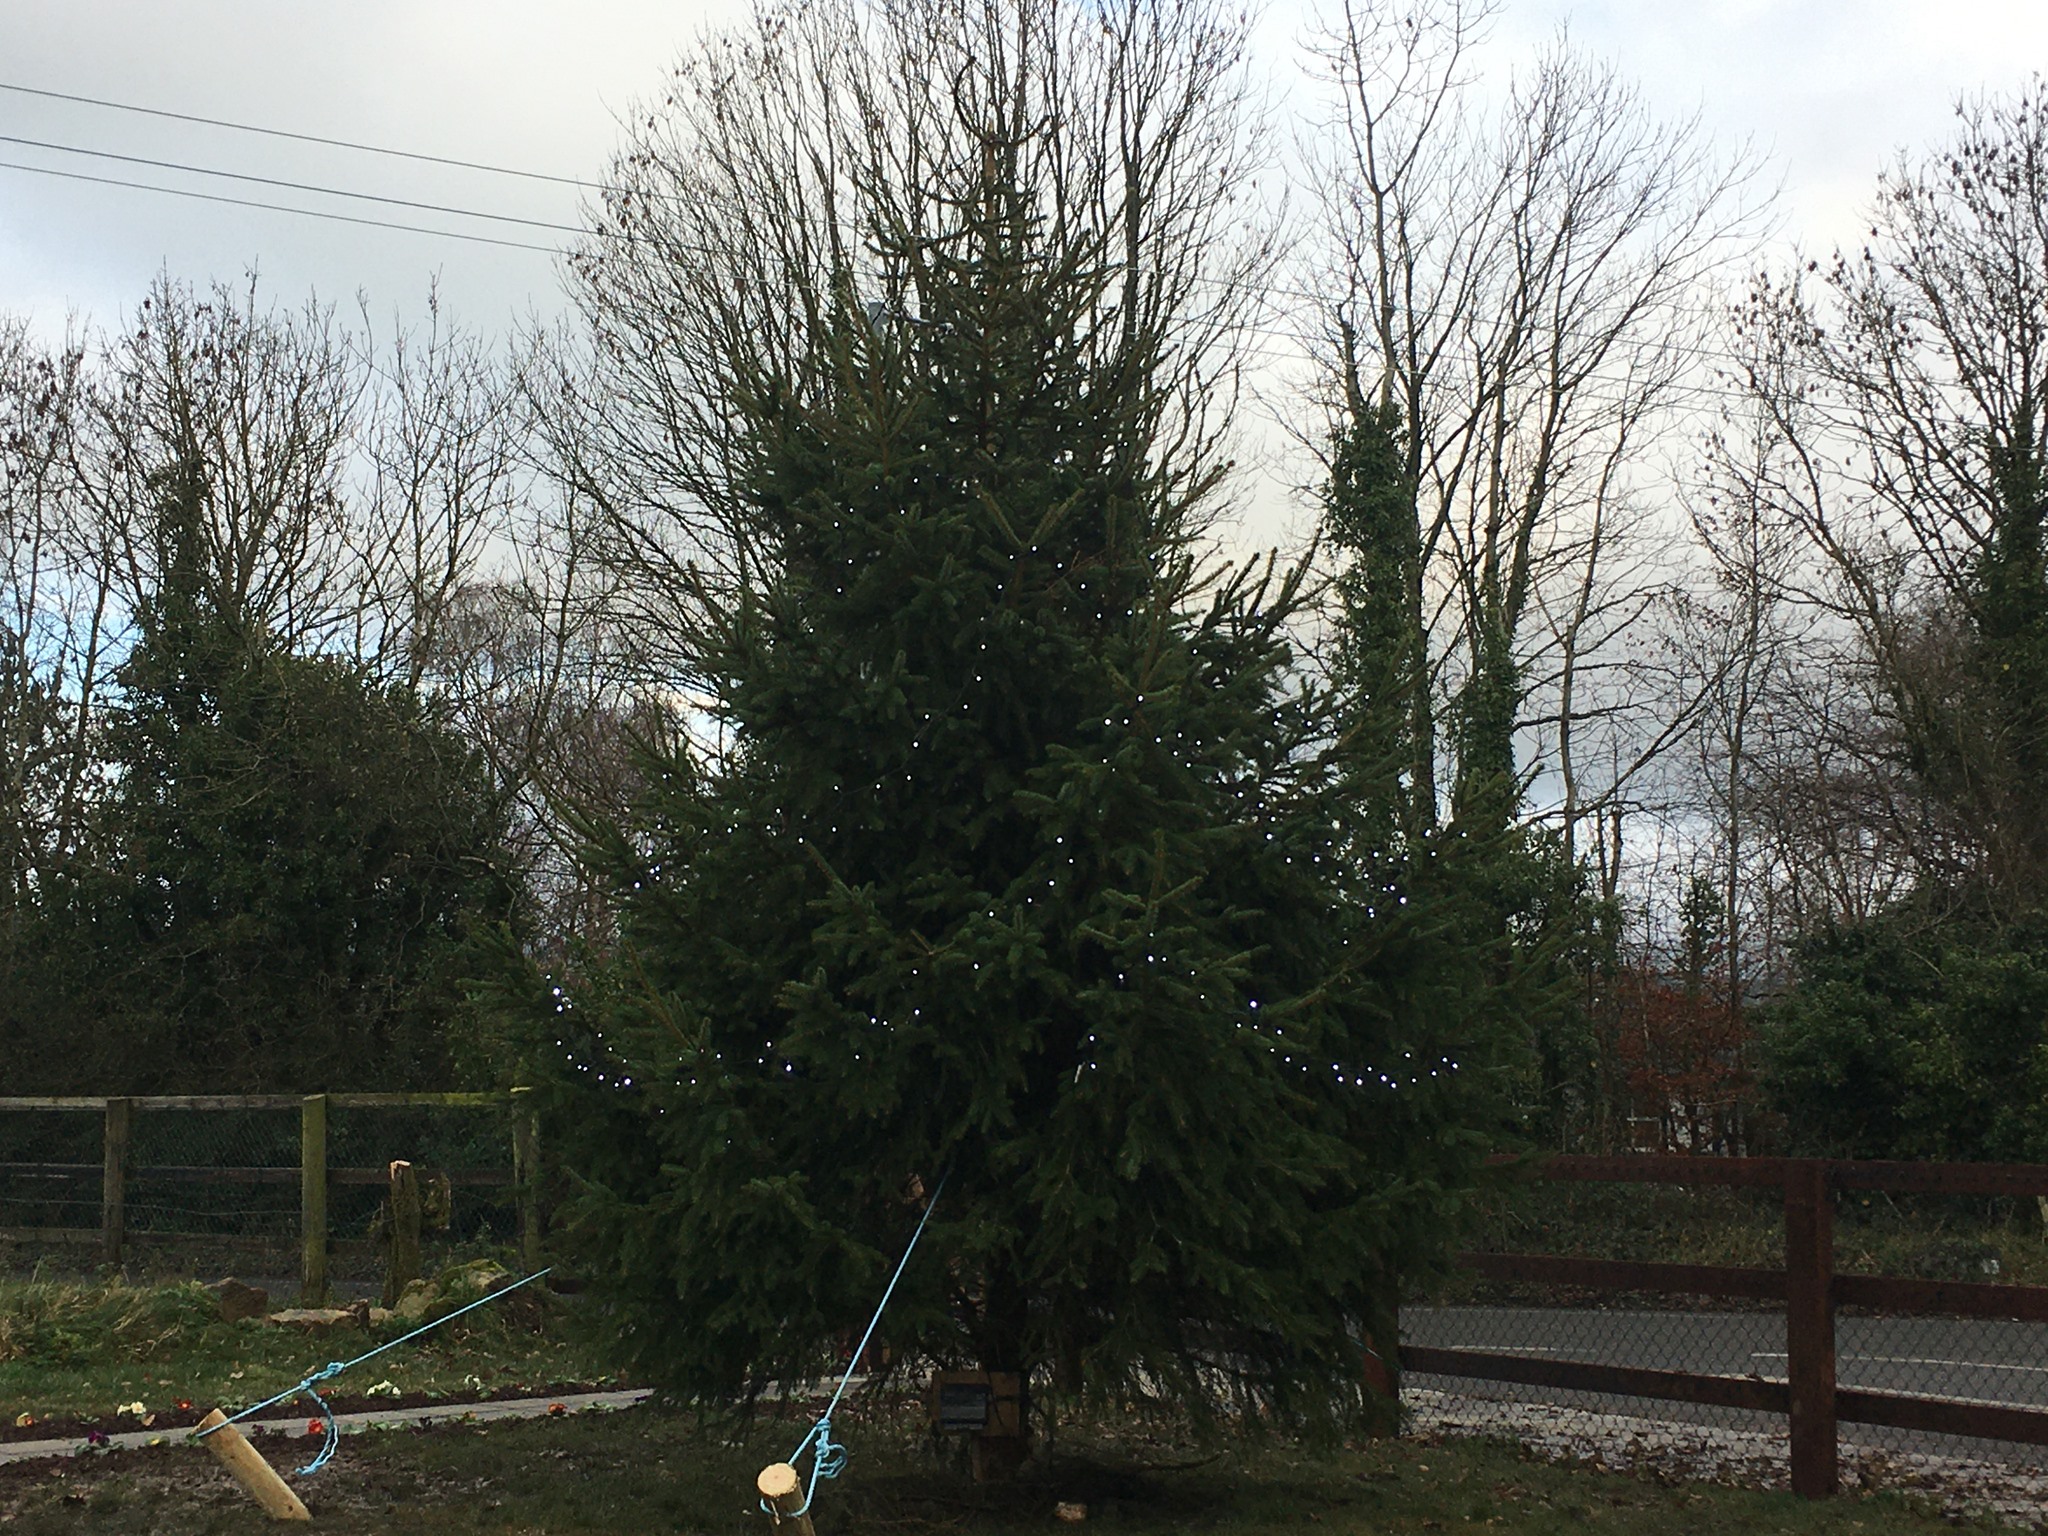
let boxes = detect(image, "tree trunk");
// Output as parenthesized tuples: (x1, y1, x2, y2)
(974, 1264, 1032, 1481)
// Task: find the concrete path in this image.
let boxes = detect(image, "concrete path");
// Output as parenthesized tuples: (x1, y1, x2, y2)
(0, 1388, 654, 1466)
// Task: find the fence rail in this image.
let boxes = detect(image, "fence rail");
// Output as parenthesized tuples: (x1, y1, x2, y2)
(0, 1091, 540, 1301)
(1405, 1153, 2048, 1497)
(0, 1094, 506, 1111)
(3, 1163, 514, 1187)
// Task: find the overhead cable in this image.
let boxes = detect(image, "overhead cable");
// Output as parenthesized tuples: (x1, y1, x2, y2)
(0, 133, 583, 235)
(0, 158, 558, 253)
(0, 79, 593, 190)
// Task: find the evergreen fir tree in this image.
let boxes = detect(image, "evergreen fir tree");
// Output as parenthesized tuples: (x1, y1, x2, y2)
(517, 43, 1502, 1439)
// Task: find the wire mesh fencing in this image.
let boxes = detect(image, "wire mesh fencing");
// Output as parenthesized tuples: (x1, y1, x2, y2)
(1400, 1157, 2048, 1525)
(0, 1104, 100, 1239)
(0, 1093, 536, 1297)
(1402, 1301, 1791, 1482)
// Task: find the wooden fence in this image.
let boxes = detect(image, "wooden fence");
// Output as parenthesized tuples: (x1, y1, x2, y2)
(1404, 1154, 2048, 1499)
(0, 1091, 541, 1304)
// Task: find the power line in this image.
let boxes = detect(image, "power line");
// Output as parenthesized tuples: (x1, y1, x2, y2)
(0, 161, 1799, 411)
(0, 79, 595, 191)
(0, 148, 1920, 417)
(0, 159, 559, 254)
(0, 133, 587, 236)
(0, 78, 1842, 388)
(0, 84, 1989, 427)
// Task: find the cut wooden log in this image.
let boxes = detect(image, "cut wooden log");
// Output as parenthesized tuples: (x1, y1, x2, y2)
(194, 1408, 310, 1521)
(756, 1462, 816, 1535)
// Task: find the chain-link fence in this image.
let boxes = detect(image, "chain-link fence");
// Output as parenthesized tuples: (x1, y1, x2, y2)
(0, 1093, 537, 1298)
(1401, 1158, 2048, 1521)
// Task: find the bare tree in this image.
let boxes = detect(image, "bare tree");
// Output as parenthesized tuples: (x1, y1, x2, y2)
(353, 293, 530, 690)
(1302, 0, 1764, 842)
(1718, 84, 2048, 919)
(419, 477, 687, 964)
(0, 318, 107, 924)
(541, 0, 1276, 710)
(76, 276, 366, 654)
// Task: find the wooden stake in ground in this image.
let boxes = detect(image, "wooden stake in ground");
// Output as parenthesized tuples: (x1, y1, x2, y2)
(194, 1409, 311, 1522)
(756, 1462, 816, 1536)
(383, 1159, 422, 1306)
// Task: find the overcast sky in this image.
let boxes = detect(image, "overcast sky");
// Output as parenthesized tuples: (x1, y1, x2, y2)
(3, 0, 2045, 346)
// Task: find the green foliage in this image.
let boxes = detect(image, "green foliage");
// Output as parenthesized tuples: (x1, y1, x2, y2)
(502, 62, 1517, 1438)
(0, 460, 512, 1092)
(1472, 825, 1613, 1147)
(1321, 390, 1429, 844)
(1760, 905, 2048, 1161)
(1317, 387, 1604, 1152)
(1756, 166, 2048, 1162)
(0, 1278, 218, 1370)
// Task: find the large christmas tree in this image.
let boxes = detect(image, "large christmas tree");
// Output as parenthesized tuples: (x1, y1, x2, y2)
(514, 0, 1502, 1438)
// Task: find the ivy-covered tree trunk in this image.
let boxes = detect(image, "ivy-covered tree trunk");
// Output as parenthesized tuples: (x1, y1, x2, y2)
(1322, 343, 1433, 845)
(1452, 609, 1521, 837)
(1319, 344, 1598, 1152)
(1971, 406, 2048, 892)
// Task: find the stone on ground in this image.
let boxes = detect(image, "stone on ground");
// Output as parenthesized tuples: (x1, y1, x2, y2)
(210, 1277, 269, 1322)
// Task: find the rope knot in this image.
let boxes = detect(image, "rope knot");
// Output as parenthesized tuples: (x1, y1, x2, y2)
(189, 1265, 553, 1479)
(766, 1172, 946, 1522)
(811, 1416, 847, 1481)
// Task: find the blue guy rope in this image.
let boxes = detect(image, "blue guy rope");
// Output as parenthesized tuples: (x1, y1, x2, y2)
(194, 1266, 553, 1476)
(767, 1175, 947, 1522)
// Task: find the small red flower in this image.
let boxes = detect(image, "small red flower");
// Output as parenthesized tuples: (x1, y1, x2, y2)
(175, 1399, 192, 1412)
(305, 1418, 325, 1437)
(547, 1402, 567, 1417)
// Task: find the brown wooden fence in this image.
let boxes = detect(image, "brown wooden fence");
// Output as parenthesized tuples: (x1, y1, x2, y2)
(1402, 1154, 2048, 1499)
(0, 1092, 541, 1303)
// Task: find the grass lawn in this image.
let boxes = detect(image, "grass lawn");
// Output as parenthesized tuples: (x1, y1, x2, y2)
(0, 1275, 624, 1427)
(0, 1402, 2025, 1535)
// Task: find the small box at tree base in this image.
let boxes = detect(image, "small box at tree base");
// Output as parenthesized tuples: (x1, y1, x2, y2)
(929, 1370, 1021, 1436)
(930, 1370, 1025, 1480)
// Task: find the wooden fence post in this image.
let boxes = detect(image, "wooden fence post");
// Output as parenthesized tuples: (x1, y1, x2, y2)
(384, 1160, 423, 1306)
(1785, 1159, 1837, 1498)
(511, 1086, 542, 1270)
(300, 1094, 328, 1305)
(100, 1097, 130, 1266)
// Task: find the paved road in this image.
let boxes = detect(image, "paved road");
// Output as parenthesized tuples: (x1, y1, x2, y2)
(1401, 1305, 2048, 1456)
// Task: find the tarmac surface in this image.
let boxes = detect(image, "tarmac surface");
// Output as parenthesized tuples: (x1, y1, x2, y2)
(1403, 1305, 2048, 1407)
(1402, 1304, 2048, 1468)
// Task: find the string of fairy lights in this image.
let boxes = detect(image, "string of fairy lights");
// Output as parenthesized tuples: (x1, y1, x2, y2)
(547, 952, 1465, 1097)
